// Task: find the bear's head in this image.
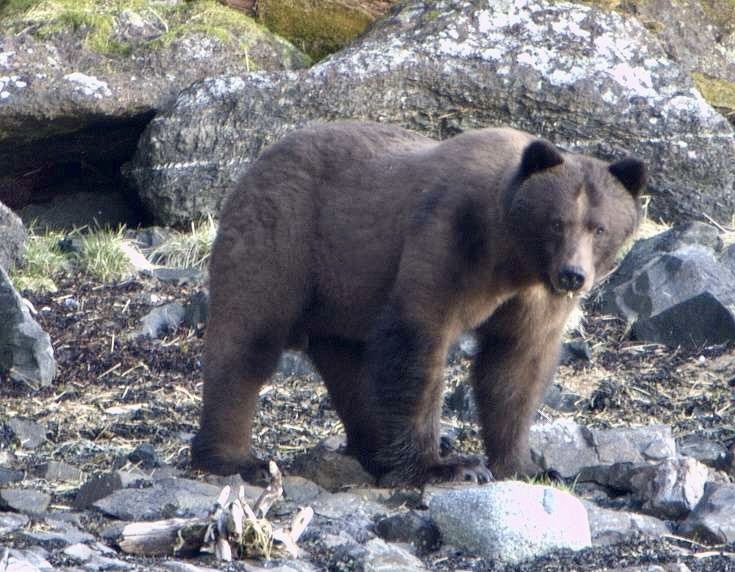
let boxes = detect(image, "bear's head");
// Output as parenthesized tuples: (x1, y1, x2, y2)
(506, 139, 646, 296)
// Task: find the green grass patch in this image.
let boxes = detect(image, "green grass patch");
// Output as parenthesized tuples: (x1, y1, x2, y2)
(74, 226, 134, 282)
(10, 225, 135, 292)
(10, 227, 68, 293)
(149, 216, 217, 269)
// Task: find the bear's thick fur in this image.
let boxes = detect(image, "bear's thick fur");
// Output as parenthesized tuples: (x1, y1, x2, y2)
(191, 121, 646, 485)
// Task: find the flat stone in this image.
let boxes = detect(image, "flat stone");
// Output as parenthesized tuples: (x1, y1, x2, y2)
(583, 501, 671, 546)
(3, 548, 54, 571)
(128, 442, 161, 469)
(0, 488, 51, 514)
(20, 519, 94, 548)
(62, 542, 94, 563)
(677, 435, 729, 468)
(530, 421, 677, 479)
(0, 511, 29, 534)
(311, 491, 385, 520)
(429, 482, 591, 564)
(282, 475, 326, 504)
(7, 418, 46, 449)
(292, 436, 375, 491)
(362, 538, 425, 571)
(0, 466, 25, 484)
(376, 510, 440, 552)
(136, 302, 186, 339)
(38, 460, 84, 483)
(93, 478, 221, 520)
(74, 469, 151, 509)
(679, 482, 735, 544)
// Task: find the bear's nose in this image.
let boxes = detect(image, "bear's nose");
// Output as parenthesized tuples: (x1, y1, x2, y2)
(558, 266, 586, 292)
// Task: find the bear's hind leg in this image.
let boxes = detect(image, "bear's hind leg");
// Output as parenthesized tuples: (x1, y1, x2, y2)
(191, 316, 287, 481)
(306, 337, 372, 456)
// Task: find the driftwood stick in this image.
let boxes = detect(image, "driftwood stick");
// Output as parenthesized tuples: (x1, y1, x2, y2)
(117, 517, 208, 556)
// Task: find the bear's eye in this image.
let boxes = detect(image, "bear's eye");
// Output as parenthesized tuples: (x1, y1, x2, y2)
(594, 225, 606, 237)
(550, 220, 563, 234)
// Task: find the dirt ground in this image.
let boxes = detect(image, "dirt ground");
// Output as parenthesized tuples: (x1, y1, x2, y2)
(1, 274, 734, 570)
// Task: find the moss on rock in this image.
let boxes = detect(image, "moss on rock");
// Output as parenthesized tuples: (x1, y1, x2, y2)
(256, 0, 373, 61)
(693, 72, 735, 117)
(0, 0, 305, 66)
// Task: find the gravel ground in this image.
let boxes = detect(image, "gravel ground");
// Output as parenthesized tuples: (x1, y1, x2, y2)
(1, 273, 734, 570)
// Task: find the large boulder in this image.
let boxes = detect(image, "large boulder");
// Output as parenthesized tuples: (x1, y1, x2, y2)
(0, 1, 308, 214)
(128, 0, 735, 226)
(600, 222, 735, 347)
(0, 202, 26, 271)
(0, 266, 56, 389)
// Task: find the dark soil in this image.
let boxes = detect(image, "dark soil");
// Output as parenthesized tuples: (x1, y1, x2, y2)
(1, 274, 734, 570)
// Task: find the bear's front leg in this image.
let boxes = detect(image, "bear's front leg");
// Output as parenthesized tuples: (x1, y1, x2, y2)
(471, 292, 573, 479)
(361, 300, 492, 486)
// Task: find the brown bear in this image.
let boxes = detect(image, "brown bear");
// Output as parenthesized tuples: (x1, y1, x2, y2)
(191, 121, 646, 485)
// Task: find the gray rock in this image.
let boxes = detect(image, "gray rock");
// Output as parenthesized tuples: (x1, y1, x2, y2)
(150, 267, 205, 286)
(0, 202, 26, 271)
(600, 223, 735, 347)
(679, 482, 735, 544)
(0, 266, 56, 389)
(362, 538, 425, 571)
(543, 383, 583, 413)
(444, 383, 477, 421)
(0, 467, 24, 484)
(0, 488, 51, 514)
(37, 460, 84, 483)
(292, 436, 375, 491)
(530, 420, 676, 478)
(560, 340, 592, 365)
(677, 435, 729, 469)
(278, 351, 315, 377)
(129, 0, 735, 226)
(128, 442, 161, 469)
(92, 478, 221, 520)
(0, 12, 308, 210)
(605, 222, 722, 293)
(583, 501, 670, 546)
(160, 562, 220, 572)
(6, 418, 46, 449)
(628, 0, 735, 84)
(1, 548, 54, 571)
(376, 511, 440, 552)
(628, 459, 709, 519)
(429, 482, 591, 564)
(74, 469, 151, 510)
(19, 519, 94, 548)
(310, 491, 386, 521)
(721, 243, 735, 275)
(62, 543, 94, 563)
(632, 291, 735, 348)
(0, 511, 29, 535)
(136, 302, 186, 339)
(282, 475, 326, 504)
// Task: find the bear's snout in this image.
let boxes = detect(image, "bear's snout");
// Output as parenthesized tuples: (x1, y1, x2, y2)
(557, 265, 586, 292)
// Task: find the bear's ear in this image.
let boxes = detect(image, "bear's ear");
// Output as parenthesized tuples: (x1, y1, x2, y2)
(609, 157, 647, 197)
(520, 140, 564, 178)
